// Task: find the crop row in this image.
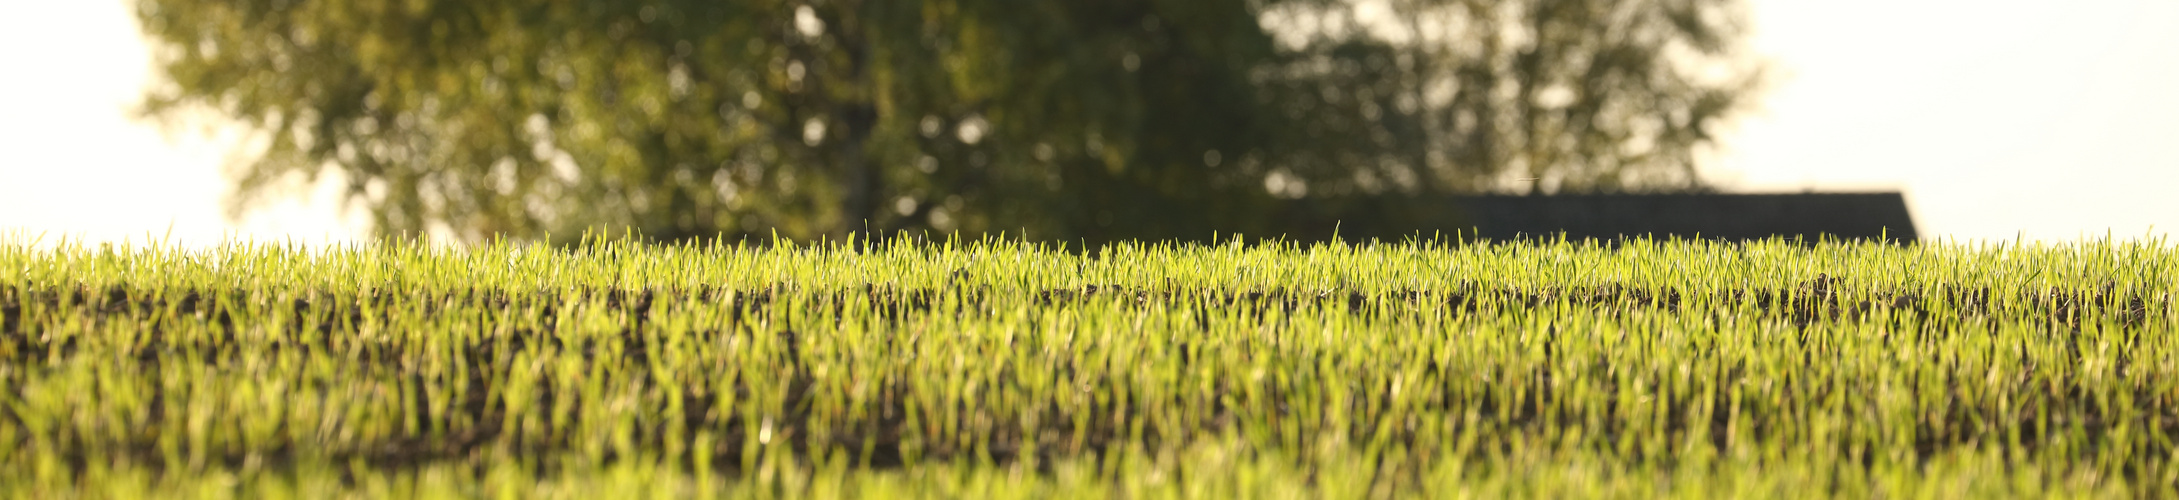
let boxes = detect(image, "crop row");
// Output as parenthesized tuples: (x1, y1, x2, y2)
(0, 235, 2175, 498)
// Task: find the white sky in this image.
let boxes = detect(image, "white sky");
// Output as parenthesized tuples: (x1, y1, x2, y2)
(0, 0, 361, 247)
(1715, 0, 2179, 243)
(2, 0, 2175, 247)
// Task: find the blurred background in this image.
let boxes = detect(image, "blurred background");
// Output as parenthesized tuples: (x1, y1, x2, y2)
(1, 0, 2174, 247)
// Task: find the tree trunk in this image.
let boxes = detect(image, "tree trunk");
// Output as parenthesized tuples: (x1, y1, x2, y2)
(837, 104, 878, 242)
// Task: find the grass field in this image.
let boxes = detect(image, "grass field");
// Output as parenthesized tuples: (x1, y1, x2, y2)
(1, 233, 2175, 498)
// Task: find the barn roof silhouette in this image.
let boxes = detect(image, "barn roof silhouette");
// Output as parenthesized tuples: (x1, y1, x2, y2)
(1453, 192, 1918, 243)
(1261, 192, 1918, 244)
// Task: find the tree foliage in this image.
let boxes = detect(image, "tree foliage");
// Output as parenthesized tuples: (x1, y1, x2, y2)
(137, 0, 1759, 244)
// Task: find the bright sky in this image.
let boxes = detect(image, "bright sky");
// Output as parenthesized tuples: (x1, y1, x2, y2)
(2, 0, 2175, 247)
(1716, 0, 2179, 243)
(0, 0, 362, 247)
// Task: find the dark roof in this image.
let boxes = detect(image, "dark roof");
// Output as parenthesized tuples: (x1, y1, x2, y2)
(1455, 192, 1917, 243)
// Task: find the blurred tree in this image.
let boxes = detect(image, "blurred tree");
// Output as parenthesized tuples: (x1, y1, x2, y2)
(1257, 0, 1762, 198)
(136, 0, 1758, 244)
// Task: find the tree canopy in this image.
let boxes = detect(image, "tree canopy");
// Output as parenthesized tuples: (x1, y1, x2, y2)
(137, 0, 1760, 244)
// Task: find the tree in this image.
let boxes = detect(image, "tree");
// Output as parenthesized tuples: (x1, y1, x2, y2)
(136, 0, 1759, 245)
(1255, 0, 1762, 198)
